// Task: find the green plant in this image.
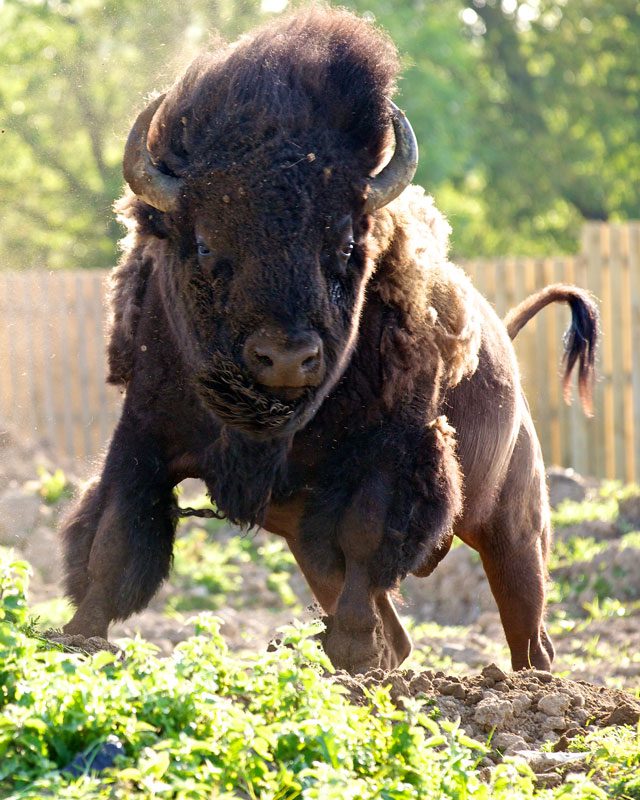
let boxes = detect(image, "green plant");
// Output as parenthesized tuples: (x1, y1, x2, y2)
(2, 549, 640, 798)
(167, 528, 300, 614)
(36, 467, 72, 505)
(167, 529, 243, 612)
(581, 597, 628, 621)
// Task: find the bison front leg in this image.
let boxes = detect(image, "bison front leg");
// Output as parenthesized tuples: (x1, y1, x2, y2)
(306, 419, 461, 674)
(61, 419, 177, 639)
(322, 475, 412, 674)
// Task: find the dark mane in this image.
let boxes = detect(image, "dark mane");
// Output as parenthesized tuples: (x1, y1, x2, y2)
(150, 6, 400, 177)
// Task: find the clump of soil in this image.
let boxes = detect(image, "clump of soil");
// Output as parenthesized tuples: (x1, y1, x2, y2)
(336, 662, 640, 781)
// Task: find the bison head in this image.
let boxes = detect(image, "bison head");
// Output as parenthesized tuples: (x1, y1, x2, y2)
(122, 9, 417, 440)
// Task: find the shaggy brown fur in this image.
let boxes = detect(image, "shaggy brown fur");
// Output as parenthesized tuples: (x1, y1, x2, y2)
(60, 7, 598, 674)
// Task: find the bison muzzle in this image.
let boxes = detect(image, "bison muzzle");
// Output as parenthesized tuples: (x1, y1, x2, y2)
(59, 7, 598, 674)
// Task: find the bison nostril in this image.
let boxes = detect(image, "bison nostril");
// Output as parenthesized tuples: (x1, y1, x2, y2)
(255, 353, 274, 368)
(302, 352, 319, 370)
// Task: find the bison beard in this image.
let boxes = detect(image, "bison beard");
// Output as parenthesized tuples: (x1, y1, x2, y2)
(203, 428, 291, 528)
(58, 7, 599, 675)
(196, 354, 301, 435)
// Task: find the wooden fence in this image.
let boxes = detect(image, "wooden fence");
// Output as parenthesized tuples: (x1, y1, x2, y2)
(464, 222, 640, 483)
(1, 221, 639, 481)
(0, 270, 122, 467)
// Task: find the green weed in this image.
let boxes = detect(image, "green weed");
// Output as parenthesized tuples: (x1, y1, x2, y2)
(36, 467, 72, 505)
(167, 528, 299, 614)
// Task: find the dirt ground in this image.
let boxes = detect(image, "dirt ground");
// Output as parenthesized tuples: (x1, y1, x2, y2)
(336, 664, 640, 786)
(2, 426, 639, 786)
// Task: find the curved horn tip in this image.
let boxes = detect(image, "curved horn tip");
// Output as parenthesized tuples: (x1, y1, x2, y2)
(364, 100, 419, 214)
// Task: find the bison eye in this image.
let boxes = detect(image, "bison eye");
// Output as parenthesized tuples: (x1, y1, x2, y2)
(337, 238, 354, 268)
(196, 239, 212, 258)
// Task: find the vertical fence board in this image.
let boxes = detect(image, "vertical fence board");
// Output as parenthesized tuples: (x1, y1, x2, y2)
(92, 276, 110, 452)
(494, 258, 507, 317)
(609, 226, 627, 482)
(0, 275, 10, 422)
(4, 274, 20, 424)
(629, 223, 640, 483)
(75, 274, 93, 459)
(584, 224, 607, 478)
(619, 227, 635, 483)
(39, 273, 57, 451)
(601, 226, 616, 479)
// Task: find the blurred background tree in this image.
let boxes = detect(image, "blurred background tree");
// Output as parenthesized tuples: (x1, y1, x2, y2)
(1, 0, 638, 269)
(0, 0, 263, 269)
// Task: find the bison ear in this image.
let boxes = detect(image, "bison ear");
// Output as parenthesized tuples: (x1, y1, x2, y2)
(117, 194, 171, 240)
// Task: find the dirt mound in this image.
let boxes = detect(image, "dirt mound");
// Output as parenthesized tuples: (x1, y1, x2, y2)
(337, 662, 640, 781)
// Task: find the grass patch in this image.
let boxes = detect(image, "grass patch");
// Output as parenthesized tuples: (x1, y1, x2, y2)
(3, 532, 640, 798)
(167, 527, 299, 614)
(549, 536, 609, 571)
(2, 551, 498, 799)
(567, 725, 640, 799)
(552, 483, 640, 531)
(552, 497, 618, 529)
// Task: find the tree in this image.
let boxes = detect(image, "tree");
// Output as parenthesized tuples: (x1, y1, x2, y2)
(0, 0, 264, 270)
(458, 0, 640, 254)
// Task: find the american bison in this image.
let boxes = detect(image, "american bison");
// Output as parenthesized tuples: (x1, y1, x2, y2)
(60, 7, 597, 673)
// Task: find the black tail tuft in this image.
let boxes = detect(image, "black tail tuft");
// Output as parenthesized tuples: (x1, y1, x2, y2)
(504, 284, 599, 416)
(562, 292, 599, 417)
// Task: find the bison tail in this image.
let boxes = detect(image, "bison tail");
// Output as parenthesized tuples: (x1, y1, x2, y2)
(504, 284, 599, 417)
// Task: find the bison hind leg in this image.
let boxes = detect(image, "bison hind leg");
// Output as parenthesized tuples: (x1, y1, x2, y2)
(476, 420, 554, 671)
(479, 528, 553, 671)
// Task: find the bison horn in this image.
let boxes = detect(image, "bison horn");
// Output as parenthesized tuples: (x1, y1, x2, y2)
(364, 101, 418, 214)
(123, 93, 183, 213)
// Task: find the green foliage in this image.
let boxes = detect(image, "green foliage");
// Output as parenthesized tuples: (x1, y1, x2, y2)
(580, 596, 629, 622)
(549, 536, 608, 570)
(0, 549, 30, 628)
(454, 0, 640, 255)
(551, 483, 640, 530)
(168, 527, 299, 613)
(548, 484, 640, 609)
(2, 554, 497, 799)
(168, 529, 243, 611)
(568, 725, 640, 799)
(1, 552, 638, 798)
(36, 467, 72, 505)
(551, 498, 618, 529)
(0, 0, 265, 270)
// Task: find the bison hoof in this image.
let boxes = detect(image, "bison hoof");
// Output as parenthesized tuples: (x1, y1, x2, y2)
(42, 630, 123, 659)
(320, 615, 401, 675)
